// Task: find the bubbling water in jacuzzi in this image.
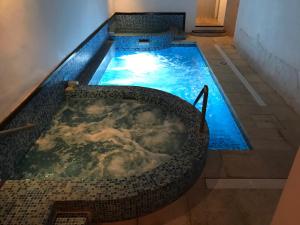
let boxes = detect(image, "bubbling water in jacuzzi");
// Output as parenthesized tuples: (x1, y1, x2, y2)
(18, 99, 187, 180)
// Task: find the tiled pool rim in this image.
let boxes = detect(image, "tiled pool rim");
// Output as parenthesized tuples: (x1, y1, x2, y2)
(1, 85, 208, 224)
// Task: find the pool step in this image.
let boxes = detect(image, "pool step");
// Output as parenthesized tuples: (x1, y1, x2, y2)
(192, 25, 226, 37)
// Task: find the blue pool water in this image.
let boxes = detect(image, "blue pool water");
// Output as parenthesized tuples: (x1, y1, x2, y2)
(90, 46, 249, 150)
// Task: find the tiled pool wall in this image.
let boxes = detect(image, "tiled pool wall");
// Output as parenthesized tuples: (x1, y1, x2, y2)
(0, 23, 110, 180)
(112, 32, 174, 51)
(89, 45, 116, 85)
(109, 13, 186, 51)
(109, 13, 185, 33)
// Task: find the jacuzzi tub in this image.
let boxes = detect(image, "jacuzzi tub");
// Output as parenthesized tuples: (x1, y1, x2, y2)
(13, 85, 209, 222)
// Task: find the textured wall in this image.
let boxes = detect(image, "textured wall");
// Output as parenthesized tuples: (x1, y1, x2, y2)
(108, 0, 197, 32)
(0, 0, 109, 123)
(235, 0, 300, 114)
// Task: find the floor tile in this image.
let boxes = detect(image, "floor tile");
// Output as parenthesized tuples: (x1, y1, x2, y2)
(250, 139, 294, 151)
(206, 178, 286, 189)
(257, 150, 297, 178)
(220, 152, 270, 178)
(138, 196, 190, 225)
(278, 128, 300, 149)
(251, 114, 283, 129)
(245, 127, 283, 141)
(187, 187, 281, 225)
(202, 151, 226, 178)
(101, 219, 138, 225)
(190, 209, 247, 225)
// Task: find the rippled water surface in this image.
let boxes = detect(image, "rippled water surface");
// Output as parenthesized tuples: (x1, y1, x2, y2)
(92, 46, 249, 150)
(18, 99, 186, 180)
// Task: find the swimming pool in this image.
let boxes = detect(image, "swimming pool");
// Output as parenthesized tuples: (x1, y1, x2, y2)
(89, 45, 250, 150)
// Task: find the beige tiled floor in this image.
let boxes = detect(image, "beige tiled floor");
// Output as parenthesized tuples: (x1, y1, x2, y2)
(99, 179, 282, 225)
(99, 36, 300, 225)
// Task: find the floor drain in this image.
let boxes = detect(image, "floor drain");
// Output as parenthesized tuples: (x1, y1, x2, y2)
(49, 211, 91, 225)
(54, 216, 88, 225)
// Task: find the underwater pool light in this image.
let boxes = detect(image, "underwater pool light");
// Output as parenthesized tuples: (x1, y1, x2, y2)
(118, 52, 163, 74)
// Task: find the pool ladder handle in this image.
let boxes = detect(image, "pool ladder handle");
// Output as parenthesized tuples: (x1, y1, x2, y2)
(193, 85, 209, 132)
(0, 123, 35, 137)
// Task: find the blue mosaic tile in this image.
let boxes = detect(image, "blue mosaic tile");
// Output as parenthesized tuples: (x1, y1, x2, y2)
(110, 14, 185, 33)
(109, 13, 186, 50)
(112, 32, 174, 51)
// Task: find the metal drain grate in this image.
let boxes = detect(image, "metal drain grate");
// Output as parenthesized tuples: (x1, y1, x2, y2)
(48, 211, 91, 225)
(54, 217, 88, 225)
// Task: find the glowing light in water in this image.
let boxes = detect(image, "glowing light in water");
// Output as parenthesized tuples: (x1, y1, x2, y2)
(95, 47, 250, 150)
(117, 53, 163, 74)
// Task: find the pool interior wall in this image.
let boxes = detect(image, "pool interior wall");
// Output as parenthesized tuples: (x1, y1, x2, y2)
(89, 44, 250, 150)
